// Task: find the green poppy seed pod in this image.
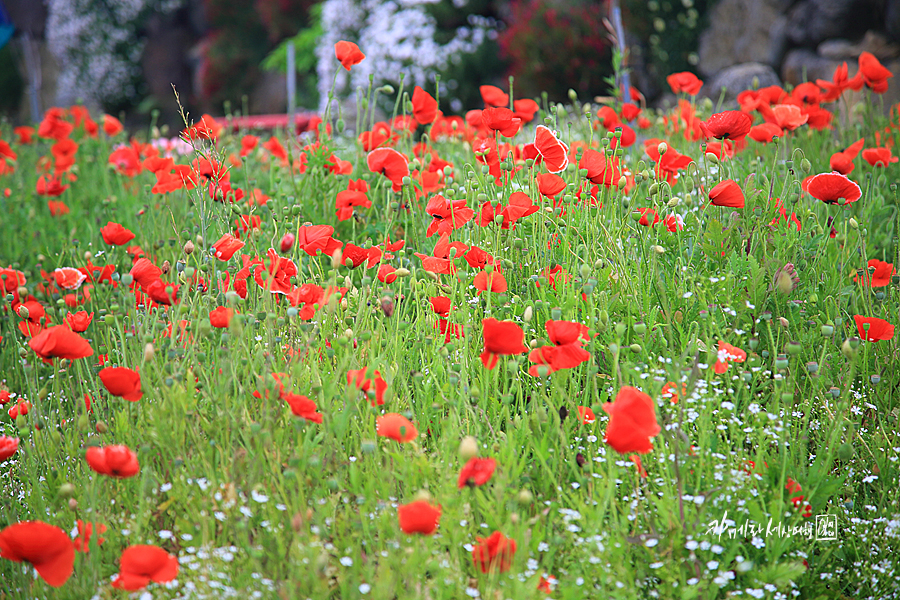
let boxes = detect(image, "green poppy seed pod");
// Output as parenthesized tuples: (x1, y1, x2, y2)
(848, 218, 858, 230)
(806, 361, 818, 373)
(706, 152, 719, 164)
(615, 322, 626, 337)
(634, 172, 643, 184)
(535, 364, 551, 377)
(821, 323, 834, 336)
(786, 341, 802, 355)
(748, 338, 759, 350)
(523, 305, 533, 322)
(837, 443, 854, 461)
(551, 306, 562, 320)
(579, 263, 591, 279)
(657, 141, 668, 156)
(58, 483, 76, 499)
(198, 320, 211, 337)
(634, 321, 647, 335)
(849, 336, 860, 349)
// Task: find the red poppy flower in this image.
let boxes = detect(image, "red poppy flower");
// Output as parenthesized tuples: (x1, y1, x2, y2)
(708, 179, 745, 208)
(73, 521, 107, 553)
(99, 366, 142, 401)
(100, 221, 135, 246)
(377, 264, 398, 284)
(86, 445, 140, 478)
(805, 171, 861, 204)
(367, 147, 410, 192)
(14, 125, 34, 144)
(297, 224, 342, 257)
(666, 71, 703, 95)
(533, 125, 569, 173)
(528, 320, 591, 376)
(472, 531, 516, 573)
(855, 259, 894, 288)
(348, 367, 388, 406)
(47, 200, 70, 216)
(64, 311, 93, 332)
(481, 107, 521, 138)
(480, 85, 509, 107)
(111, 545, 179, 590)
(334, 41, 365, 71)
(0, 436, 18, 461)
(660, 381, 686, 404)
(770, 104, 808, 131)
(102, 114, 123, 136)
(335, 179, 371, 222)
(458, 456, 496, 487)
(398, 500, 442, 535)
(630, 454, 648, 478)
(702, 111, 752, 141)
(602, 386, 661, 454)
(36, 175, 69, 197)
(513, 98, 540, 122)
(636, 207, 660, 226)
(209, 306, 234, 328)
(282, 392, 323, 423)
(862, 147, 898, 167)
(858, 51, 893, 93)
(473, 270, 507, 294)
(748, 122, 783, 144)
(28, 325, 93, 360)
(376, 413, 418, 442)
(8, 399, 29, 420)
(481, 318, 527, 369)
(854, 315, 895, 341)
(577, 406, 596, 424)
(146, 279, 179, 305)
(714, 340, 747, 374)
(664, 214, 684, 232)
(213, 234, 245, 261)
(537, 173, 566, 198)
(425, 194, 474, 237)
(412, 86, 438, 125)
(0, 521, 75, 587)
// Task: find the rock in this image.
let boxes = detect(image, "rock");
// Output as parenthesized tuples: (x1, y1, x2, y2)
(818, 31, 900, 60)
(697, 0, 788, 77)
(702, 62, 782, 104)
(785, 0, 883, 48)
(781, 48, 843, 85)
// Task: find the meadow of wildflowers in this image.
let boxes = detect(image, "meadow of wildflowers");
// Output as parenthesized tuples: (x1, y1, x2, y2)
(1, 42, 900, 599)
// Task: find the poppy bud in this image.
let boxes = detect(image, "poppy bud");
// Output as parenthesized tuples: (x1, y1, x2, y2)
(380, 297, 394, 318)
(706, 152, 719, 164)
(183, 241, 194, 255)
(95, 421, 108, 434)
(800, 158, 811, 173)
(144, 343, 155, 362)
(778, 317, 789, 328)
(336, 119, 345, 133)
(849, 218, 858, 230)
(629, 343, 642, 353)
(576, 453, 587, 467)
(16, 305, 29, 319)
(651, 245, 666, 254)
(69, 498, 78, 510)
(414, 489, 433, 503)
(280, 233, 295, 253)
(841, 338, 857, 359)
(291, 511, 305, 532)
(459, 436, 479, 462)
(657, 141, 668, 156)
(331, 249, 342, 269)
(58, 483, 75, 498)
(517, 489, 533, 504)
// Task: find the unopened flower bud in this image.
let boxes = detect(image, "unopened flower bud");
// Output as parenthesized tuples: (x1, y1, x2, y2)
(144, 343, 155, 361)
(459, 436, 478, 462)
(657, 141, 668, 156)
(183, 240, 195, 255)
(280, 233, 295, 253)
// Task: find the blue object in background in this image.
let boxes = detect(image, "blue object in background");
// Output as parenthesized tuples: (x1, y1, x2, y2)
(0, 0, 13, 51)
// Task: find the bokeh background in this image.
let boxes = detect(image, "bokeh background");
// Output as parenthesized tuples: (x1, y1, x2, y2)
(1, 0, 898, 127)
